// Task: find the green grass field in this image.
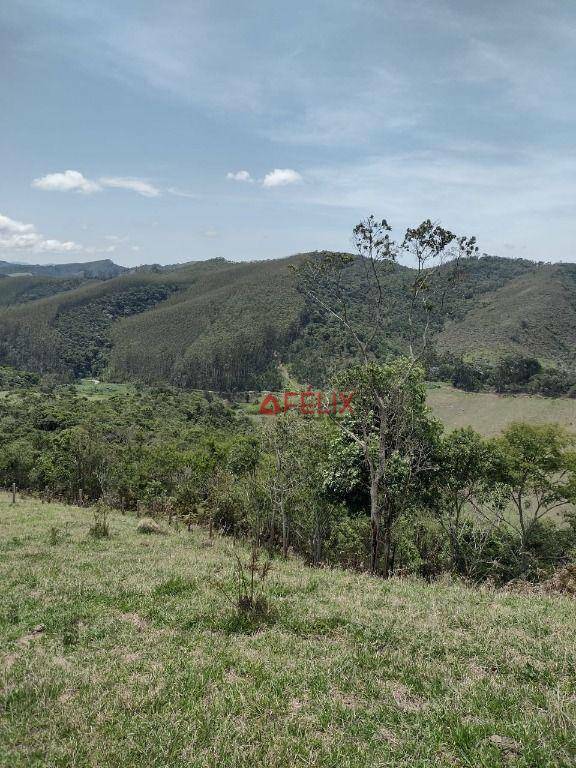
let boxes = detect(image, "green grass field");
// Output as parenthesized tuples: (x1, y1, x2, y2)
(428, 384, 576, 436)
(1, 496, 575, 767)
(74, 379, 135, 400)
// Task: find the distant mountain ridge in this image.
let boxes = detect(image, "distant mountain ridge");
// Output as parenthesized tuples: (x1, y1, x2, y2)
(0, 258, 127, 279)
(0, 253, 574, 388)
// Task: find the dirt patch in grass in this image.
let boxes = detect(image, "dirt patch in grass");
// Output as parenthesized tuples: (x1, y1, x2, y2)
(120, 613, 149, 631)
(390, 682, 427, 713)
(17, 624, 45, 646)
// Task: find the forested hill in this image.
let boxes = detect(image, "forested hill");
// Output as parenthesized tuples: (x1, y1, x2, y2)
(0, 258, 126, 278)
(437, 263, 576, 370)
(0, 253, 574, 389)
(0, 275, 88, 307)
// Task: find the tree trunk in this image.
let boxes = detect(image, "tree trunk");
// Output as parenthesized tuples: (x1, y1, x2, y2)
(370, 480, 379, 574)
(381, 522, 392, 577)
(281, 499, 289, 559)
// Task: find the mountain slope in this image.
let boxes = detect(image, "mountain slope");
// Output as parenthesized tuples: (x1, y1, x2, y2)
(0, 272, 185, 376)
(0, 275, 88, 307)
(0, 253, 574, 388)
(437, 264, 576, 369)
(108, 257, 305, 390)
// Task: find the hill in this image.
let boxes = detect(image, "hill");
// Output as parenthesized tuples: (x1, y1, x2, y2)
(0, 275, 90, 307)
(0, 253, 575, 389)
(0, 256, 304, 386)
(437, 264, 576, 370)
(0, 258, 127, 279)
(0, 272, 186, 377)
(108, 257, 305, 390)
(1, 495, 575, 767)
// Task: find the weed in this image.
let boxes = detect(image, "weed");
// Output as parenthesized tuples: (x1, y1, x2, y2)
(234, 546, 273, 616)
(62, 617, 81, 648)
(48, 523, 70, 546)
(88, 501, 111, 539)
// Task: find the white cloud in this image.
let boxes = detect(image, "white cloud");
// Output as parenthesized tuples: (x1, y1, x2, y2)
(0, 213, 35, 234)
(0, 212, 83, 254)
(99, 176, 160, 197)
(226, 170, 252, 182)
(36, 239, 82, 253)
(32, 170, 101, 194)
(32, 171, 161, 197)
(203, 229, 219, 238)
(262, 168, 303, 188)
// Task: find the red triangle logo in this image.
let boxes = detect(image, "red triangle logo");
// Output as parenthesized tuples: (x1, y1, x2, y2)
(258, 393, 282, 415)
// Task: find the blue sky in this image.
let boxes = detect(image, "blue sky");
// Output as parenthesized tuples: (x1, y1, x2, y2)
(1, 0, 575, 266)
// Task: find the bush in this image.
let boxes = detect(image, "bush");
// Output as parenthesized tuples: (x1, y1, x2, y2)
(137, 517, 166, 535)
(451, 360, 485, 392)
(325, 516, 370, 571)
(541, 564, 576, 595)
(89, 502, 110, 539)
(492, 355, 542, 392)
(394, 513, 450, 580)
(526, 369, 575, 397)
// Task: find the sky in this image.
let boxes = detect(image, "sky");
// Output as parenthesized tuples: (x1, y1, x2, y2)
(1, 0, 575, 266)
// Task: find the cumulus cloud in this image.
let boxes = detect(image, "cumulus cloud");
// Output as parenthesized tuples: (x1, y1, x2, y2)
(226, 170, 252, 182)
(262, 168, 302, 188)
(99, 176, 160, 197)
(0, 213, 35, 234)
(0, 212, 82, 254)
(32, 170, 160, 197)
(225, 168, 303, 188)
(32, 170, 101, 194)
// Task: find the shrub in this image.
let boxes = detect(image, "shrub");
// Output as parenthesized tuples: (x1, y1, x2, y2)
(451, 360, 485, 392)
(526, 369, 575, 397)
(542, 564, 576, 595)
(48, 524, 69, 546)
(492, 355, 542, 392)
(137, 517, 166, 535)
(89, 501, 110, 539)
(325, 515, 370, 571)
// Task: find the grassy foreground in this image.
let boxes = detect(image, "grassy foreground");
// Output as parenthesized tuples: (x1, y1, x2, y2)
(1, 497, 575, 767)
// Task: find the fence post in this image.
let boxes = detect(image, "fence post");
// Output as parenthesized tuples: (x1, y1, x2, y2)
(11, 483, 16, 504)
(78, 488, 83, 506)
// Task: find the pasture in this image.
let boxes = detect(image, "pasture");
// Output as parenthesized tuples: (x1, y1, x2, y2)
(1, 496, 575, 767)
